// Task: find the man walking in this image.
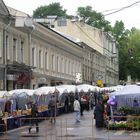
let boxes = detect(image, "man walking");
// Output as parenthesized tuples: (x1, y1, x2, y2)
(28, 102, 39, 133)
(48, 95, 56, 123)
(74, 97, 81, 123)
(94, 100, 104, 128)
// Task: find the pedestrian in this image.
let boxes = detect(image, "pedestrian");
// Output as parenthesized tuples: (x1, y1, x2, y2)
(69, 92, 75, 112)
(74, 97, 81, 123)
(133, 99, 139, 107)
(82, 93, 89, 111)
(64, 95, 69, 113)
(89, 94, 94, 110)
(28, 102, 39, 133)
(48, 95, 56, 123)
(80, 95, 86, 116)
(0, 107, 5, 134)
(94, 99, 104, 128)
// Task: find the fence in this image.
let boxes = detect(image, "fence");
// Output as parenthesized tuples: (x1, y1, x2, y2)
(0, 121, 8, 140)
(19, 116, 94, 140)
(1, 115, 140, 140)
(107, 115, 140, 140)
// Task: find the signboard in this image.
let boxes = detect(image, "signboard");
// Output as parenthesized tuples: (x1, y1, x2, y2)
(95, 72, 105, 87)
(7, 74, 17, 80)
(38, 77, 47, 84)
(0, 80, 3, 90)
(96, 79, 103, 87)
(75, 73, 82, 83)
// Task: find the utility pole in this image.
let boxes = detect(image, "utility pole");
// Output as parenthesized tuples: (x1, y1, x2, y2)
(4, 20, 12, 91)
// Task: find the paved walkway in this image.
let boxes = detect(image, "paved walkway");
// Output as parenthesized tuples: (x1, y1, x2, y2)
(0, 110, 140, 140)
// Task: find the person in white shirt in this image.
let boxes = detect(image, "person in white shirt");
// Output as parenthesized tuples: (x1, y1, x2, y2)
(74, 97, 81, 123)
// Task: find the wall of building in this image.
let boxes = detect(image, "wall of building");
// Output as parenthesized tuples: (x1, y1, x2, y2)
(54, 19, 103, 54)
(29, 23, 82, 88)
(103, 32, 119, 86)
(53, 18, 119, 86)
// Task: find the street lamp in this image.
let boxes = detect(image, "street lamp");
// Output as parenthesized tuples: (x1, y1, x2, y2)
(4, 20, 12, 90)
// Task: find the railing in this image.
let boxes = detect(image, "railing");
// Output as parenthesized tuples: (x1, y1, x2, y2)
(0, 122, 7, 140)
(19, 116, 95, 140)
(1, 115, 140, 140)
(107, 115, 140, 140)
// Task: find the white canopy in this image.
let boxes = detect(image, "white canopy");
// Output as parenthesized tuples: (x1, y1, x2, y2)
(0, 91, 11, 98)
(109, 85, 140, 97)
(108, 85, 140, 107)
(76, 84, 94, 92)
(35, 86, 57, 95)
(56, 85, 76, 95)
(9, 89, 32, 97)
(101, 85, 124, 92)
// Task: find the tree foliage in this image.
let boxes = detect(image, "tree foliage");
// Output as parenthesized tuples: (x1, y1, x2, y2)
(112, 20, 125, 40)
(77, 6, 112, 32)
(118, 28, 140, 81)
(33, 2, 67, 18)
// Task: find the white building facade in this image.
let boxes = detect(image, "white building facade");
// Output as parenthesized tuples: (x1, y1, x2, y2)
(0, 3, 82, 90)
(53, 18, 119, 86)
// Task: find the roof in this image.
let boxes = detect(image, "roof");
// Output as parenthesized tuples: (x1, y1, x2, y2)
(7, 6, 30, 17)
(51, 28, 81, 43)
(0, 0, 10, 16)
(39, 23, 82, 49)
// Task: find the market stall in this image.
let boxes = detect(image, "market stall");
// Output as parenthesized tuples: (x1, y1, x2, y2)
(0, 91, 11, 112)
(56, 85, 76, 103)
(107, 85, 140, 130)
(108, 85, 140, 108)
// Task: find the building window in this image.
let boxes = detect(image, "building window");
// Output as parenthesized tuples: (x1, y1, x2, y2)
(56, 56, 60, 72)
(73, 62, 75, 75)
(64, 59, 67, 73)
(21, 41, 24, 63)
(68, 61, 71, 74)
(61, 58, 64, 73)
(13, 38, 17, 61)
(6, 35, 10, 60)
(57, 17, 67, 26)
(52, 54, 54, 71)
(32, 48, 35, 66)
(45, 52, 48, 69)
(39, 50, 42, 68)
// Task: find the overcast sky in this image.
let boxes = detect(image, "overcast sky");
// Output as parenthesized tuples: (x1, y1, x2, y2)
(3, 0, 140, 30)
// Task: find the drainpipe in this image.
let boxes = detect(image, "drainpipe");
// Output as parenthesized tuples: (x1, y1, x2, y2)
(29, 25, 35, 89)
(3, 20, 12, 91)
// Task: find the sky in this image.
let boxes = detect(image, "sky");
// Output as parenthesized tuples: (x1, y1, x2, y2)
(3, 0, 140, 30)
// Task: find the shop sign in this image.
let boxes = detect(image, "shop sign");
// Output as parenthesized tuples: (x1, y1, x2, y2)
(75, 73, 82, 83)
(7, 74, 16, 80)
(38, 77, 47, 83)
(0, 80, 3, 90)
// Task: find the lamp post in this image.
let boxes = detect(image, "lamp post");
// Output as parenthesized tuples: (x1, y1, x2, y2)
(4, 20, 12, 90)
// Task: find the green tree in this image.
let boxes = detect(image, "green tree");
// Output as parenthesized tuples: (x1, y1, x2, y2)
(111, 20, 129, 81)
(33, 2, 67, 18)
(112, 20, 125, 40)
(76, 6, 112, 32)
(119, 28, 140, 81)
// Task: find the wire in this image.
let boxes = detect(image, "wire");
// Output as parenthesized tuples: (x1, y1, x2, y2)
(75, 22, 103, 50)
(101, 8, 121, 13)
(103, 1, 140, 16)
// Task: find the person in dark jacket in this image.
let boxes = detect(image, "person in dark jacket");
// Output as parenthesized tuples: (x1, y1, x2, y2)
(69, 92, 75, 112)
(64, 95, 69, 113)
(48, 95, 56, 123)
(133, 99, 139, 107)
(28, 102, 39, 133)
(94, 100, 104, 128)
